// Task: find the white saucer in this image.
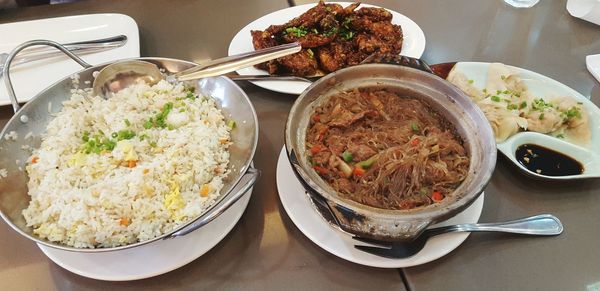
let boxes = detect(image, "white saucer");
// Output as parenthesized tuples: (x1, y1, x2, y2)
(38, 190, 252, 281)
(0, 13, 140, 105)
(276, 147, 483, 268)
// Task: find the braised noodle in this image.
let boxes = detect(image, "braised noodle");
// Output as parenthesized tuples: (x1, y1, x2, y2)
(306, 88, 470, 210)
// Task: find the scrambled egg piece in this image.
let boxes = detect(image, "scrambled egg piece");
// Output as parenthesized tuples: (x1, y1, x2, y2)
(164, 180, 185, 220)
(67, 151, 87, 167)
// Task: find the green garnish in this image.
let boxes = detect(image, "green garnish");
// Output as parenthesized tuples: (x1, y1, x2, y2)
(411, 122, 420, 132)
(340, 28, 354, 40)
(501, 75, 507, 80)
(186, 92, 195, 100)
(323, 27, 338, 37)
(563, 107, 582, 119)
(149, 141, 157, 148)
(503, 90, 510, 95)
(490, 96, 501, 102)
(519, 101, 527, 109)
(124, 119, 131, 126)
(531, 98, 553, 111)
(468, 79, 474, 84)
(144, 103, 174, 129)
(307, 48, 314, 58)
(227, 120, 236, 129)
(539, 113, 545, 120)
(82, 131, 90, 142)
(342, 151, 353, 163)
(356, 156, 378, 169)
(556, 134, 565, 139)
(139, 134, 148, 141)
(285, 26, 308, 37)
(507, 104, 518, 110)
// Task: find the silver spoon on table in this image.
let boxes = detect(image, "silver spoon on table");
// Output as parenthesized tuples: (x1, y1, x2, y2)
(353, 214, 563, 259)
(91, 42, 301, 98)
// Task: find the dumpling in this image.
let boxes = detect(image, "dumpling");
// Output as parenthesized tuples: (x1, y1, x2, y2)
(525, 107, 563, 133)
(447, 71, 486, 101)
(478, 103, 527, 142)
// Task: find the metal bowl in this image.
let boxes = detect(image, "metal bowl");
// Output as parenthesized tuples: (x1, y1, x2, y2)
(285, 63, 496, 241)
(0, 41, 259, 252)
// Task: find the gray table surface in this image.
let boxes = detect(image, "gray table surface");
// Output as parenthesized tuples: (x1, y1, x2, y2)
(1, 0, 599, 290)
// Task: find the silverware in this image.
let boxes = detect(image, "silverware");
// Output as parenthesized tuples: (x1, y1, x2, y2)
(353, 214, 563, 259)
(0, 35, 127, 72)
(92, 42, 301, 99)
(228, 54, 433, 83)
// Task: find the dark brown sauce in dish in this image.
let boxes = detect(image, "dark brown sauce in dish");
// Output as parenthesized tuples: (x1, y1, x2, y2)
(515, 144, 584, 176)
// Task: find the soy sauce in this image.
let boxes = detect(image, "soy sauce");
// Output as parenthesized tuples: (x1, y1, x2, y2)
(515, 144, 584, 176)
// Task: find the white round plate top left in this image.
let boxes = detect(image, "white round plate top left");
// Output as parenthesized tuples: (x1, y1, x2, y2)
(228, 2, 426, 95)
(0, 13, 140, 105)
(38, 190, 252, 281)
(276, 148, 484, 268)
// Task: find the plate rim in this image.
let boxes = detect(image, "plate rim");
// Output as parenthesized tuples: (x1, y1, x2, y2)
(37, 190, 252, 281)
(276, 147, 484, 268)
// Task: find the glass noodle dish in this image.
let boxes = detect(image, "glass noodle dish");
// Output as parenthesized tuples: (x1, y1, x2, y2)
(305, 88, 469, 210)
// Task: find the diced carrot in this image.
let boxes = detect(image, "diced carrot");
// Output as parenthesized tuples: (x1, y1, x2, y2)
(313, 166, 329, 176)
(128, 160, 137, 168)
(31, 156, 39, 164)
(432, 191, 444, 202)
(200, 184, 210, 197)
(143, 168, 150, 174)
(119, 218, 130, 226)
(310, 144, 326, 155)
(410, 138, 420, 146)
(352, 166, 365, 177)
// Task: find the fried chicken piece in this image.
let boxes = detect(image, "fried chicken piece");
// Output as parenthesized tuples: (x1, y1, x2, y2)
(251, 30, 279, 71)
(353, 7, 393, 22)
(277, 49, 318, 76)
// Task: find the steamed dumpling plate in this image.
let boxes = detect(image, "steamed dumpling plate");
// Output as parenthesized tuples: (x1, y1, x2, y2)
(447, 62, 600, 180)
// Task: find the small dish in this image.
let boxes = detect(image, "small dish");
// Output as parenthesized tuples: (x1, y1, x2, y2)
(448, 62, 600, 180)
(587, 54, 600, 84)
(0, 13, 140, 105)
(227, 2, 426, 95)
(276, 148, 484, 268)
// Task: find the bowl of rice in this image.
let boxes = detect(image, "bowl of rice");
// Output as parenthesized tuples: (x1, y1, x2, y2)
(0, 57, 259, 252)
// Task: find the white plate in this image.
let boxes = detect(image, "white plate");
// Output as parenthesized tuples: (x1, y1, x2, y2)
(228, 2, 426, 95)
(276, 148, 483, 268)
(0, 13, 140, 105)
(450, 62, 600, 180)
(38, 190, 252, 281)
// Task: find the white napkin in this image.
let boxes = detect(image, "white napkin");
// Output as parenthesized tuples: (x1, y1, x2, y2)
(567, 0, 600, 25)
(587, 54, 600, 83)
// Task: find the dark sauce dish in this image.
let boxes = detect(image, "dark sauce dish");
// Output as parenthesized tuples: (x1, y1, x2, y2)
(516, 144, 583, 176)
(496, 131, 600, 180)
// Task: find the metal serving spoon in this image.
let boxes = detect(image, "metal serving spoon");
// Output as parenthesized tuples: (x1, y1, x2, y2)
(353, 214, 563, 259)
(91, 42, 301, 98)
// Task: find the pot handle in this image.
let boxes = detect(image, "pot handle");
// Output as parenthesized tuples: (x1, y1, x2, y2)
(361, 53, 434, 74)
(2, 40, 93, 114)
(167, 167, 261, 238)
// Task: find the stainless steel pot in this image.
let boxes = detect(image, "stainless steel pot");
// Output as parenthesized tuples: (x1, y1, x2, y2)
(285, 63, 497, 241)
(0, 40, 260, 252)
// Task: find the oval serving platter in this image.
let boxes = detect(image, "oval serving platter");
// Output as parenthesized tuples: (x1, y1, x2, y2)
(444, 62, 600, 180)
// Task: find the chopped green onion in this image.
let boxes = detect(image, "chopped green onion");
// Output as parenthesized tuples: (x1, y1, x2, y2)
(356, 156, 378, 169)
(490, 96, 501, 102)
(307, 48, 314, 58)
(519, 101, 527, 109)
(124, 119, 131, 126)
(539, 113, 545, 120)
(411, 122, 419, 132)
(556, 134, 565, 139)
(149, 141, 157, 147)
(468, 79, 474, 84)
(111, 132, 118, 138)
(342, 151, 353, 163)
(507, 104, 518, 110)
(227, 120, 236, 129)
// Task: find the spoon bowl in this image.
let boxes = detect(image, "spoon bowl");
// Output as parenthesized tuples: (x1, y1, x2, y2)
(92, 42, 301, 99)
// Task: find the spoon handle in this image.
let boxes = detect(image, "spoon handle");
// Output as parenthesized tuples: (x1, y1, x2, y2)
(429, 214, 563, 236)
(175, 42, 302, 81)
